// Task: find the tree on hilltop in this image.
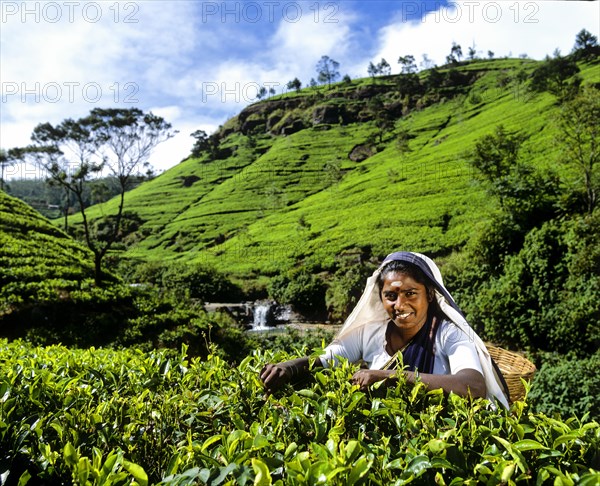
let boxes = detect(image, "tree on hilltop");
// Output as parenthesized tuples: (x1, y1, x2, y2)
(397, 55, 421, 97)
(377, 58, 391, 76)
(367, 61, 378, 80)
(286, 77, 302, 92)
(191, 129, 213, 158)
(12, 108, 176, 285)
(468, 45, 477, 60)
(420, 54, 434, 70)
(446, 42, 463, 64)
(572, 28, 600, 61)
(256, 86, 267, 100)
(316, 55, 340, 88)
(367, 58, 391, 81)
(398, 55, 417, 74)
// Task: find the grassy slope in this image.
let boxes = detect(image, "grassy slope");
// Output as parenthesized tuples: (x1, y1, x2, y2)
(0, 191, 95, 310)
(77, 59, 600, 285)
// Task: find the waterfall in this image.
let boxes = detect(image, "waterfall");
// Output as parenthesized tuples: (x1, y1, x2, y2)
(203, 301, 298, 331)
(252, 301, 275, 330)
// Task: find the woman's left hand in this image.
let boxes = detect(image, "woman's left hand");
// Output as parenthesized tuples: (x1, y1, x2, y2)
(351, 369, 394, 391)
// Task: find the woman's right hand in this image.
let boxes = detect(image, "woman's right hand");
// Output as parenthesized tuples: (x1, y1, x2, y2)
(259, 357, 311, 394)
(260, 363, 293, 394)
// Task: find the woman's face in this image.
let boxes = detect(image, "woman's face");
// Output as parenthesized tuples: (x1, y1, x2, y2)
(381, 271, 431, 334)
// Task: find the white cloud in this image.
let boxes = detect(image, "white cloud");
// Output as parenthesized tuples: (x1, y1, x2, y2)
(269, 7, 355, 69)
(371, 1, 600, 72)
(2, 0, 598, 176)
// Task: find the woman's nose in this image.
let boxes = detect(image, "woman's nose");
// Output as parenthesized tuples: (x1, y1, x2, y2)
(394, 296, 406, 308)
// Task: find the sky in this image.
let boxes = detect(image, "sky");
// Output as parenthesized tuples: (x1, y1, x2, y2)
(1, 0, 599, 178)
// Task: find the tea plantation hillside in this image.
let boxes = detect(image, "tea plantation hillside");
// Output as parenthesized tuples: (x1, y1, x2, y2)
(0, 191, 96, 316)
(75, 58, 599, 283)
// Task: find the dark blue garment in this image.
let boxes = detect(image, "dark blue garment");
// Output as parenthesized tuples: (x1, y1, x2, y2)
(402, 316, 441, 373)
(386, 316, 441, 373)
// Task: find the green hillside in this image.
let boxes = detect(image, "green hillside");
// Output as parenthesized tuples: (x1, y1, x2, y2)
(0, 191, 95, 314)
(74, 59, 600, 284)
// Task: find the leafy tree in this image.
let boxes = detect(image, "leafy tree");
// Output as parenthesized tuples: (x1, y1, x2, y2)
(325, 262, 373, 321)
(256, 86, 267, 100)
(190, 129, 212, 157)
(556, 86, 600, 214)
(529, 55, 581, 101)
(286, 77, 302, 92)
(420, 54, 434, 70)
(470, 125, 522, 185)
(467, 45, 477, 60)
(367, 97, 395, 143)
(466, 214, 600, 354)
(469, 125, 558, 218)
(396, 56, 422, 98)
(0, 148, 15, 191)
(368, 58, 391, 80)
(367, 61, 378, 79)
(398, 55, 417, 74)
(425, 68, 445, 90)
(446, 42, 462, 64)
(160, 262, 243, 302)
(377, 58, 391, 76)
(487, 50, 494, 59)
(316, 55, 340, 87)
(572, 28, 600, 61)
(12, 108, 175, 285)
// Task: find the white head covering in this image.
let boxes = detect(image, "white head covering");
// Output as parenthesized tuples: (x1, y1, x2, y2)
(336, 251, 510, 409)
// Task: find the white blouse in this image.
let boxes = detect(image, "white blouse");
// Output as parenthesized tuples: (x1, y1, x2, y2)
(320, 319, 483, 376)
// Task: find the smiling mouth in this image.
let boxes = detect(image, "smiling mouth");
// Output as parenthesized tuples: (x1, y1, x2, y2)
(395, 312, 413, 320)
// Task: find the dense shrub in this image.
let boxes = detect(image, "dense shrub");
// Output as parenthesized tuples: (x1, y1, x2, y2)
(463, 215, 600, 354)
(529, 55, 581, 100)
(268, 270, 327, 319)
(112, 259, 243, 302)
(160, 263, 243, 302)
(0, 283, 137, 346)
(529, 351, 600, 420)
(0, 281, 254, 359)
(325, 263, 373, 322)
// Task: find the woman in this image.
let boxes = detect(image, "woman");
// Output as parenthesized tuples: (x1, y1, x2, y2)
(260, 251, 510, 409)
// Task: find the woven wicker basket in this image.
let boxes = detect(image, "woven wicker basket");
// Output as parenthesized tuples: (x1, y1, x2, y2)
(486, 344, 537, 403)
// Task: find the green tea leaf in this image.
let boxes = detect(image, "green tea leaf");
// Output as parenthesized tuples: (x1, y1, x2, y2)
(64, 442, 78, 466)
(512, 439, 548, 451)
(123, 460, 148, 486)
(348, 457, 370, 486)
(252, 458, 272, 486)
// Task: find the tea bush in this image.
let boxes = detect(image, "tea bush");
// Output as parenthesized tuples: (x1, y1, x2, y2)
(1, 340, 598, 485)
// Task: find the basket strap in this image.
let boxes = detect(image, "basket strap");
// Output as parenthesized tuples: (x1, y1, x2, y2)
(490, 355, 511, 403)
